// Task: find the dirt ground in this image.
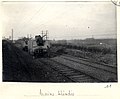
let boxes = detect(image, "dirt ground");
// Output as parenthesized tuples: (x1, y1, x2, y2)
(2, 40, 71, 82)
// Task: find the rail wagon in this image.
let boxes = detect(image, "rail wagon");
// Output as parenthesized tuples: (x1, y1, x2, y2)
(23, 35, 50, 58)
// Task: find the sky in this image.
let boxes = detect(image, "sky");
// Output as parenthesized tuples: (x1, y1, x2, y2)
(2, 2, 117, 40)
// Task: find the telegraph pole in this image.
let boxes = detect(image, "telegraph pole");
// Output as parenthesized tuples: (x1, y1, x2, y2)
(30, 34, 32, 38)
(27, 34, 29, 38)
(41, 30, 49, 40)
(41, 30, 43, 37)
(46, 30, 48, 40)
(12, 29, 13, 42)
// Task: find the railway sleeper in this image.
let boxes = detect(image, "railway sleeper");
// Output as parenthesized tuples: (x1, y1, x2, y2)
(69, 75, 87, 78)
(65, 73, 82, 76)
(60, 71, 76, 74)
(59, 69, 74, 72)
(77, 79, 96, 82)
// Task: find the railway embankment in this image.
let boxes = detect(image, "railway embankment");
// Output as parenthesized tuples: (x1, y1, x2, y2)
(2, 40, 70, 82)
(2, 40, 117, 82)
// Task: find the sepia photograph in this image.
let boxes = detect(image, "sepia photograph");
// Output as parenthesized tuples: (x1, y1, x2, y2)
(2, 1, 117, 83)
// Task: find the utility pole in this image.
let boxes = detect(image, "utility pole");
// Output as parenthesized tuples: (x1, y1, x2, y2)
(41, 30, 43, 37)
(46, 30, 48, 40)
(12, 29, 13, 42)
(27, 34, 29, 38)
(41, 30, 49, 40)
(30, 34, 32, 38)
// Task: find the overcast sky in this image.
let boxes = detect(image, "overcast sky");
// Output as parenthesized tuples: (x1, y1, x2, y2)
(2, 2, 117, 40)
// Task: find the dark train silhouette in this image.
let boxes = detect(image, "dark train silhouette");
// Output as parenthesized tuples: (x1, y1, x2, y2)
(22, 34, 50, 58)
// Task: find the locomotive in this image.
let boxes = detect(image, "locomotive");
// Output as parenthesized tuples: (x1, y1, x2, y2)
(23, 34, 50, 58)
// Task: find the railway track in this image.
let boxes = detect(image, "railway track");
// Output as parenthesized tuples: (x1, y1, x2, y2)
(50, 54, 117, 82)
(61, 54, 117, 74)
(39, 58, 100, 82)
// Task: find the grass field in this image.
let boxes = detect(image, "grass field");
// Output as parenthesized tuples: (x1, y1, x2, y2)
(51, 38, 117, 66)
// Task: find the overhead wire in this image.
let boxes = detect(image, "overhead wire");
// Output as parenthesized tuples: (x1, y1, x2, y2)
(18, 4, 45, 34)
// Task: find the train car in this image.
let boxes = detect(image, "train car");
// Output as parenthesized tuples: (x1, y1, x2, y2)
(22, 40, 28, 52)
(27, 35, 50, 58)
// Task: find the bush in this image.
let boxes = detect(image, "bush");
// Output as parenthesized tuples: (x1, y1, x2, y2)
(51, 43, 114, 54)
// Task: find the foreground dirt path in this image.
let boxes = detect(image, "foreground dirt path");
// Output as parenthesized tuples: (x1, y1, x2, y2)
(2, 40, 71, 82)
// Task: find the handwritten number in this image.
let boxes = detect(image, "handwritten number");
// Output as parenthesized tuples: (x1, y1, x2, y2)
(104, 85, 111, 88)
